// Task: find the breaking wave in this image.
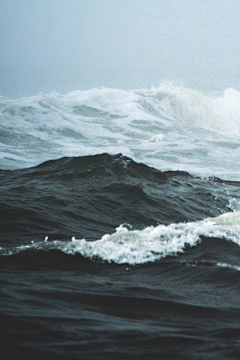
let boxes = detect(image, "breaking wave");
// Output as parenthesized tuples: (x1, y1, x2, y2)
(1, 83, 240, 180)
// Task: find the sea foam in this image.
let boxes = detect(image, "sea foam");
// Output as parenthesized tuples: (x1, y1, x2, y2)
(2, 211, 240, 265)
(1, 83, 240, 180)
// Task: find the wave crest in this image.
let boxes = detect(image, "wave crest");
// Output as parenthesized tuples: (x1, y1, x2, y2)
(1, 83, 240, 180)
(2, 212, 240, 265)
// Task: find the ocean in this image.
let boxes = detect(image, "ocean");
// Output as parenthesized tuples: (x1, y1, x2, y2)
(1, 83, 240, 359)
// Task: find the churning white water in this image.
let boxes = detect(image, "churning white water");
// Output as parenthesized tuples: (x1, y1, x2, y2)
(0, 83, 240, 180)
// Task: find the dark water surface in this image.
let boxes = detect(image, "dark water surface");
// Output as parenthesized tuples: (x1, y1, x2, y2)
(1, 154, 240, 359)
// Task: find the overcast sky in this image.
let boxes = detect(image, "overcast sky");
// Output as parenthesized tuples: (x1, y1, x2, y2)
(1, 0, 240, 97)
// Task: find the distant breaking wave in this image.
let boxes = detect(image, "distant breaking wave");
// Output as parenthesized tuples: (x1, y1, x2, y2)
(1, 83, 240, 180)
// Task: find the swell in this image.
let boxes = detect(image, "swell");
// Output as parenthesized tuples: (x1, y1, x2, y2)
(0, 153, 238, 248)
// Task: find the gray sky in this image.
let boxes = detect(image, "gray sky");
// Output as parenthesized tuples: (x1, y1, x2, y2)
(1, 0, 240, 97)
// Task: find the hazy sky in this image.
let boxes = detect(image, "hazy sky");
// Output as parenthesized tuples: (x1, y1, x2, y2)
(1, 0, 240, 97)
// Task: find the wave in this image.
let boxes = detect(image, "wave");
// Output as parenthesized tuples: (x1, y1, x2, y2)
(2, 85, 240, 360)
(1, 153, 240, 266)
(1, 153, 238, 246)
(2, 211, 240, 266)
(1, 84, 240, 135)
(1, 83, 240, 180)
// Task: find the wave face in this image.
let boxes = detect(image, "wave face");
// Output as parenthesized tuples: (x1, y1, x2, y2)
(1, 84, 240, 180)
(2, 85, 240, 360)
(1, 153, 239, 250)
(0, 153, 240, 267)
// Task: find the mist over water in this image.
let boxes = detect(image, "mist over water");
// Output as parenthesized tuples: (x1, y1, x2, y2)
(1, 0, 240, 97)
